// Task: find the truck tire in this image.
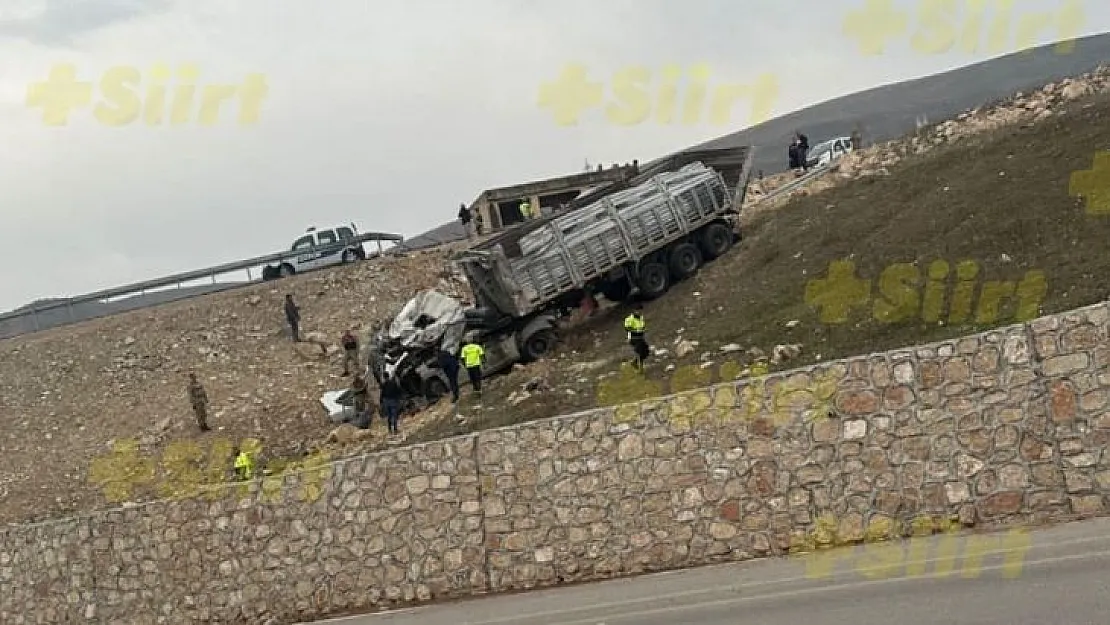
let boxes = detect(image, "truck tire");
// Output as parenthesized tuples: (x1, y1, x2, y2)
(341, 249, 358, 263)
(262, 266, 278, 281)
(520, 328, 556, 362)
(279, 263, 296, 277)
(668, 243, 702, 281)
(698, 223, 733, 260)
(636, 261, 670, 300)
(600, 279, 633, 302)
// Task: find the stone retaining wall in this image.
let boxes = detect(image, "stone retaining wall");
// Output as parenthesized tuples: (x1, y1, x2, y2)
(4, 302, 1110, 623)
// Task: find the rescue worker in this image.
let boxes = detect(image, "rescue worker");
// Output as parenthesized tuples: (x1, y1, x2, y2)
(623, 305, 649, 371)
(751, 355, 770, 377)
(186, 372, 210, 431)
(233, 446, 254, 481)
(460, 335, 485, 397)
(341, 328, 359, 376)
(284, 294, 301, 342)
(438, 346, 461, 403)
(350, 373, 370, 428)
(519, 198, 532, 220)
(379, 370, 403, 435)
(458, 203, 473, 238)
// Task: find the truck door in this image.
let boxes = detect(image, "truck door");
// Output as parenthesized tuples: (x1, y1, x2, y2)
(314, 229, 340, 268)
(291, 235, 315, 271)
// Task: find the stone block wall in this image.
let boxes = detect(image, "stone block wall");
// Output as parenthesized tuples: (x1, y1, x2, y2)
(1, 436, 486, 624)
(4, 302, 1110, 623)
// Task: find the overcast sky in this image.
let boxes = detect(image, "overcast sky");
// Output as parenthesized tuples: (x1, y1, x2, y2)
(0, 0, 1107, 312)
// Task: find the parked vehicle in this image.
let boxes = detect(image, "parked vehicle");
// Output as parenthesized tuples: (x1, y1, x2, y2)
(342, 146, 755, 407)
(261, 224, 366, 280)
(806, 136, 854, 168)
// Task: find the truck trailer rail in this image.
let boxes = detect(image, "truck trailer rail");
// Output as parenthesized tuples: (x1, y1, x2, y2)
(456, 147, 754, 320)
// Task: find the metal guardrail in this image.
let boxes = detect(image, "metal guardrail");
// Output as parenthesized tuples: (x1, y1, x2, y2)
(0, 232, 404, 339)
(747, 161, 834, 207)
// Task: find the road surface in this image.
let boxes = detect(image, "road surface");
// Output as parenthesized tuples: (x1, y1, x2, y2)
(304, 517, 1110, 625)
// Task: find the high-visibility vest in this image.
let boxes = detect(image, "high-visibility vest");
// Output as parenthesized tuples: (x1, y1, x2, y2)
(624, 314, 645, 337)
(520, 201, 532, 218)
(460, 343, 484, 368)
(234, 452, 254, 478)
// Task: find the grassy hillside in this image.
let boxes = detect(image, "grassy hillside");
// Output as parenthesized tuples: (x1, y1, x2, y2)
(419, 86, 1110, 440)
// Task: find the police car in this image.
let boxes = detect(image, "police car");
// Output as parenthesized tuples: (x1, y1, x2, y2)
(262, 224, 366, 280)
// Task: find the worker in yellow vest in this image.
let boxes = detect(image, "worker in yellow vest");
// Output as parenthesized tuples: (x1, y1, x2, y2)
(233, 446, 254, 481)
(460, 335, 486, 397)
(519, 199, 532, 220)
(623, 304, 649, 371)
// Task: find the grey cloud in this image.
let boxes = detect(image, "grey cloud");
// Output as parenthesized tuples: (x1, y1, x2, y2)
(0, 0, 173, 45)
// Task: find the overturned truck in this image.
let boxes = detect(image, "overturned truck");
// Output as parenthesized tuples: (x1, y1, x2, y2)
(362, 146, 755, 405)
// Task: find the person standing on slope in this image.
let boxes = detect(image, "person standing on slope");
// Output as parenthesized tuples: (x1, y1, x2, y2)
(624, 305, 649, 371)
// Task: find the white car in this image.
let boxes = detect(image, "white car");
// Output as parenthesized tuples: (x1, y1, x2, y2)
(806, 136, 854, 168)
(262, 224, 366, 280)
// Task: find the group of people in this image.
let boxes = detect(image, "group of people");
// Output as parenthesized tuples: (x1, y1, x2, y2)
(343, 330, 489, 436)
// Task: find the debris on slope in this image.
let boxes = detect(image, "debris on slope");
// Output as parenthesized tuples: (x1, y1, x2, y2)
(0, 249, 467, 524)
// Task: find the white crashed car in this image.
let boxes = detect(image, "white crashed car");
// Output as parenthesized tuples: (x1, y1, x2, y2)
(320, 389, 355, 424)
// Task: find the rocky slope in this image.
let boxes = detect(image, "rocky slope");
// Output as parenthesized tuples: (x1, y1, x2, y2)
(0, 248, 466, 523)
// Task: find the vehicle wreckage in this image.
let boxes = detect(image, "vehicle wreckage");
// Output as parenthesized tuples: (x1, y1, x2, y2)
(320, 146, 755, 416)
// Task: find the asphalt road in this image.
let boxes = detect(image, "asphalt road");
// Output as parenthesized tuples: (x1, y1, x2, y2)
(305, 516, 1110, 625)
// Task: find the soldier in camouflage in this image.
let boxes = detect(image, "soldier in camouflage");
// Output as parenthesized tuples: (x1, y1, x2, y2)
(187, 372, 210, 432)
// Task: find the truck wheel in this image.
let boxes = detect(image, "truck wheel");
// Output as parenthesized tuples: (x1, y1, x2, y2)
(636, 261, 670, 300)
(600, 279, 633, 302)
(279, 263, 296, 277)
(341, 249, 358, 263)
(262, 266, 277, 281)
(698, 223, 733, 260)
(521, 328, 556, 362)
(668, 243, 702, 281)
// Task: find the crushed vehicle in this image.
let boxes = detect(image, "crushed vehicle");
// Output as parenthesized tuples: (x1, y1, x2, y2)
(322, 146, 755, 409)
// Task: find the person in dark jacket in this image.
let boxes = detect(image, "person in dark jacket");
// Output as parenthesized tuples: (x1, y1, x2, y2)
(797, 132, 810, 171)
(458, 203, 473, 238)
(437, 348, 461, 403)
(284, 294, 301, 342)
(341, 329, 359, 376)
(788, 141, 800, 170)
(379, 372, 403, 435)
